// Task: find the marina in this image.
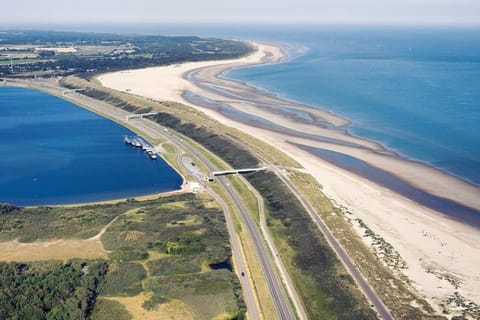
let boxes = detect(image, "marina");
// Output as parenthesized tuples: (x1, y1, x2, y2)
(124, 135, 158, 160)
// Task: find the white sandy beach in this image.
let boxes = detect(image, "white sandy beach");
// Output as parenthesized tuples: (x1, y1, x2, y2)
(98, 42, 480, 315)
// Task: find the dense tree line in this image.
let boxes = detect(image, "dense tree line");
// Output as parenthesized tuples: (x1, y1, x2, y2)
(0, 203, 21, 214)
(0, 30, 189, 46)
(0, 260, 108, 320)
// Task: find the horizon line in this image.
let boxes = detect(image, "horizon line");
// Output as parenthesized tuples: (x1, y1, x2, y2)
(2, 20, 480, 29)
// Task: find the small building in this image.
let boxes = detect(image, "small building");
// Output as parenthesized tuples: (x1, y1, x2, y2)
(189, 182, 202, 193)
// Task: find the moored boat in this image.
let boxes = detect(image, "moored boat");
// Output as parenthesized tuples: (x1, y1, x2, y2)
(124, 135, 157, 159)
(147, 150, 158, 160)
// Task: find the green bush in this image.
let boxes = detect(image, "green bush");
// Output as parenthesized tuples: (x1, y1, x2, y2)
(0, 194, 245, 319)
(145, 270, 233, 297)
(109, 247, 149, 261)
(147, 256, 201, 276)
(99, 262, 146, 297)
(91, 299, 131, 320)
(152, 113, 259, 168)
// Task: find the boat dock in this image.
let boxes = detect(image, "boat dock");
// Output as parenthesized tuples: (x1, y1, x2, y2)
(124, 135, 158, 160)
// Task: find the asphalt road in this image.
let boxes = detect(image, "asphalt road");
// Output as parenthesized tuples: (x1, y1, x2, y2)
(52, 87, 294, 320)
(160, 127, 296, 320)
(240, 175, 309, 320)
(24, 80, 390, 319)
(246, 146, 394, 320)
(218, 175, 295, 320)
(134, 112, 387, 320)
(277, 169, 392, 320)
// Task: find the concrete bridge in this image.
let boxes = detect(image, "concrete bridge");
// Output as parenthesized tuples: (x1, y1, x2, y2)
(62, 88, 86, 95)
(211, 167, 268, 177)
(125, 112, 158, 122)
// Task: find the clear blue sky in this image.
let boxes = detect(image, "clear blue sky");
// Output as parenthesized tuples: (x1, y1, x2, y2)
(2, 0, 480, 26)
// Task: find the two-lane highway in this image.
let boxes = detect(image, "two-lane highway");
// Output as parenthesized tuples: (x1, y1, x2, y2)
(155, 123, 296, 320)
(46, 85, 295, 320)
(243, 144, 393, 320)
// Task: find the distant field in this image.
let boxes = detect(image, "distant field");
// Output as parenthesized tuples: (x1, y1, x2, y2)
(0, 29, 253, 77)
(0, 58, 47, 65)
(36, 46, 77, 53)
(0, 52, 38, 59)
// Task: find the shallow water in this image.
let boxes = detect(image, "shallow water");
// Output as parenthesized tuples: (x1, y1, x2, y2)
(225, 26, 480, 187)
(293, 142, 480, 227)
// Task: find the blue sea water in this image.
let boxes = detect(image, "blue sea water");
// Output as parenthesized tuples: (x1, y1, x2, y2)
(222, 26, 480, 186)
(0, 87, 182, 205)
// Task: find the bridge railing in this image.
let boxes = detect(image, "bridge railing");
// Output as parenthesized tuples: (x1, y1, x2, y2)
(62, 88, 86, 95)
(211, 167, 268, 177)
(125, 112, 158, 122)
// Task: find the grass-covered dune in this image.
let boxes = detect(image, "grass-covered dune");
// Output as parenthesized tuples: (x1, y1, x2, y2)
(0, 194, 245, 320)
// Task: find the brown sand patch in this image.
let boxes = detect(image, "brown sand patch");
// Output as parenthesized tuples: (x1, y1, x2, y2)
(107, 293, 194, 320)
(0, 238, 107, 262)
(122, 231, 145, 241)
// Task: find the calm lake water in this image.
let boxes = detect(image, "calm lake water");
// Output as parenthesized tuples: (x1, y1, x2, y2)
(0, 86, 182, 205)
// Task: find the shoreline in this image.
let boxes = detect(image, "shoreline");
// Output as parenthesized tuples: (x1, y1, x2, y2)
(217, 59, 480, 190)
(9, 187, 186, 209)
(181, 84, 480, 225)
(180, 46, 480, 213)
(293, 142, 480, 228)
(97, 40, 480, 314)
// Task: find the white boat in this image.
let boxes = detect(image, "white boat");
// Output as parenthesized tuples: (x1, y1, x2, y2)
(147, 150, 158, 160)
(131, 138, 142, 148)
(124, 136, 156, 159)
